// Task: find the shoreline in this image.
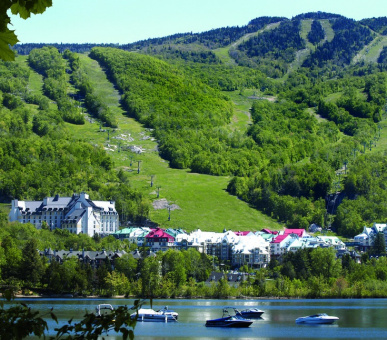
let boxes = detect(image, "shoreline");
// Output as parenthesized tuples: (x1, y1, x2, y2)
(11, 294, 377, 300)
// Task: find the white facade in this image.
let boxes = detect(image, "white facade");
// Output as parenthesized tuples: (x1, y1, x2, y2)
(354, 227, 375, 247)
(270, 235, 298, 256)
(354, 223, 387, 248)
(186, 229, 223, 254)
(316, 236, 346, 250)
(232, 234, 270, 268)
(184, 229, 271, 268)
(9, 192, 119, 236)
(374, 223, 387, 247)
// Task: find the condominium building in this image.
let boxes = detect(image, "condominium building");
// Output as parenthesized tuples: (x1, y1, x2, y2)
(9, 192, 118, 236)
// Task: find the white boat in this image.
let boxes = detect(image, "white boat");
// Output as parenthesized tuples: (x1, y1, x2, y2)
(295, 313, 339, 324)
(131, 306, 178, 322)
(95, 304, 114, 317)
(235, 308, 264, 318)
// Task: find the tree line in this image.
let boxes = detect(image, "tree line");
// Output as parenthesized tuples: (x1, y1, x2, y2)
(63, 49, 118, 128)
(303, 17, 374, 67)
(28, 46, 85, 125)
(307, 20, 325, 45)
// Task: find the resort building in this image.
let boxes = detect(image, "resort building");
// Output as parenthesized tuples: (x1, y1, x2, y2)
(145, 228, 175, 252)
(113, 226, 151, 245)
(354, 223, 387, 250)
(232, 233, 270, 268)
(8, 192, 119, 236)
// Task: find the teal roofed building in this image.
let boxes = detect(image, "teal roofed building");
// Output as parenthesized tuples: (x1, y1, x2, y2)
(165, 228, 187, 238)
(112, 226, 151, 246)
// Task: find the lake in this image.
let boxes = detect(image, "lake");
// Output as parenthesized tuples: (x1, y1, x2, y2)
(7, 297, 387, 339)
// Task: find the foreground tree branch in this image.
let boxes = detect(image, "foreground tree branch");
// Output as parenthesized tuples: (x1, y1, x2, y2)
(0, 0, 52, 61)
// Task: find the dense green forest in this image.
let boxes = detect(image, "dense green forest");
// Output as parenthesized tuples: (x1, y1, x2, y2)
(235, 19, 306, 75)
(378, 46, 387, 64)
(359, 17, 387, 35)
(307, 20, 325, 45)
(89, 47, 259, 174)
(303, 17, 374, 67)
(63, 49, 118, 127)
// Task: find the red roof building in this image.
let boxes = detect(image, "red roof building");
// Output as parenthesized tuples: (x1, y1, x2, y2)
(234, 231, 250, 236)
(283, 229, 306, 238)
(145, 228, 175, 251)
(261, 228, 280, 235)
(271, 235, 288, 244)
(270, 234, 293, 256)
(270, 229, 307, 256)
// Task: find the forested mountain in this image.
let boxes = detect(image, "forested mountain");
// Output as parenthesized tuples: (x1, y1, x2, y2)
(4, 12, 387, 239)
(359, 17, 387, 35)
(12, 17, 285, 56)
(307, 20, 325, 45)
(303, 17, 374, 67)
(13, 12, 386, 75)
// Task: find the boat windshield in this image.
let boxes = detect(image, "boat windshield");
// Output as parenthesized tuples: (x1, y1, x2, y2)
(308, 313, 328, 317)
(96, 304, 114, 316)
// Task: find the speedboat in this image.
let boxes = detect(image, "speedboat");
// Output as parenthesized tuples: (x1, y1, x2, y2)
(157, 306, 178, 320)
(95, 304, 114, 317)
(131, 306, 178, 322)
(295, 313, 339, 324)
(235, 308, 264, 318)
(205, 307, 253, 328)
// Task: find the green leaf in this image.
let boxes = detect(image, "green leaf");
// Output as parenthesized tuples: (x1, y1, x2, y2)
(3, 289, 14, 301)
(51, 311, 58, 323)
(31, 0, 53, 15)
(10, 0, 53, 18)
(0, 29, 18, 61)
(10, 3, 31, 19)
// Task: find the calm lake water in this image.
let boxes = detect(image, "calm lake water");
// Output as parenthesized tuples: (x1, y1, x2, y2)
(8, 297, 387, 339)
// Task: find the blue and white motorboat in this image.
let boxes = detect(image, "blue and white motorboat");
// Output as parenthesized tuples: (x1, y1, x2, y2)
(235, 308, 264, 318)
(205, 307, 253, 328)
(131, 306, 178, 322)
(295, 313, 339, 324)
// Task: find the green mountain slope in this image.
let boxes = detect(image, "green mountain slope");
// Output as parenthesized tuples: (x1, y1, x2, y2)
(353, 35, 387, 63)
(66, 54, 280, 232)
(213, 21, 282, 66)
(4, 12, 387, 238)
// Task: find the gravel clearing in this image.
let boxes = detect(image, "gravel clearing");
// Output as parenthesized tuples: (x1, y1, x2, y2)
(152, 198, 180, 210)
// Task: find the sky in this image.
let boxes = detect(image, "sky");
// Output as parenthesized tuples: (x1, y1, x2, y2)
(9, 0, 387, 44)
